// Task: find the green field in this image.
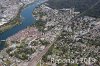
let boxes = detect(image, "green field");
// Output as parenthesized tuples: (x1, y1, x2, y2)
(37, 62, 48, 66)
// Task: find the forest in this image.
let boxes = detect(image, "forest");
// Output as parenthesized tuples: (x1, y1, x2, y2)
(47, 0, 100, 17)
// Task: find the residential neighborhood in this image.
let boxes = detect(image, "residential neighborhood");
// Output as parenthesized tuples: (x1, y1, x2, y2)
(0, 0, 100, 66)
(0, 0, 36, 26)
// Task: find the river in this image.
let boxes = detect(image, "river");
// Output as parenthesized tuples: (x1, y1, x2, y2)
(0, 0, 47, 50)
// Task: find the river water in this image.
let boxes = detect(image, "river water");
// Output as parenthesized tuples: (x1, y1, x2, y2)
(0, 0, 46, 49)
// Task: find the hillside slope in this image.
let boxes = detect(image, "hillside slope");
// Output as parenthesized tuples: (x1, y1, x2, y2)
(47, 0, 100, 17)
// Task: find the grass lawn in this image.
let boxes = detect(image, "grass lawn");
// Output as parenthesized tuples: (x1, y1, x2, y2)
(37, 62, 41, 66)
(37, 62, 48, 66)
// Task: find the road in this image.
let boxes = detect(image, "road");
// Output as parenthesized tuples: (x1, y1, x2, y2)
(27, 26, 64, 66)
(26, 1, 100, 65)
(27, 43, 53, 66)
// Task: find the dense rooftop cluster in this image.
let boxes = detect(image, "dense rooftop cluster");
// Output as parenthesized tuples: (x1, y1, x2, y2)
(0, 1, 100, 66)
(33, 5, 100, 66)
(0, 0, 35, 26)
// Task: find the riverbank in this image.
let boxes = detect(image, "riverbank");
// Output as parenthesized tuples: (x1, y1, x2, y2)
(0, 4, 24, 34)
(0, 0, 37, 34)
(0, 15, 21, 34)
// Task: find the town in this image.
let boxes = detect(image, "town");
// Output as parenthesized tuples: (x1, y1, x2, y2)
(0, 0, 36, 33)
(0, 1, 100, 66)
(0, 0, 37, 26)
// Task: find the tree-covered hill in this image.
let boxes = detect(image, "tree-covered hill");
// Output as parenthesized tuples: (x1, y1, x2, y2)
(47, 0, 100, 17)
